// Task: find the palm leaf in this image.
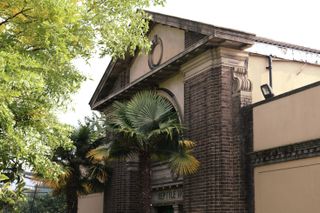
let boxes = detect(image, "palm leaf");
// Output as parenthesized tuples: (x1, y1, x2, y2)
(97, 90, 199, 178)
(109, 101, 137, 136)
(88, 162, 109, 183)
(148, 119, 181, 140)
(168, 150, 200, 176)
(178, 139, 196, 149)
(81, 183, 93, 194)
(87, 144, 111, 161)
(126, 91, 174, 135)
(32, 168, 71, 194)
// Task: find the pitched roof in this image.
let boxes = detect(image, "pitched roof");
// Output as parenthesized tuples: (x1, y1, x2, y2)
(146, 10, 255, 42)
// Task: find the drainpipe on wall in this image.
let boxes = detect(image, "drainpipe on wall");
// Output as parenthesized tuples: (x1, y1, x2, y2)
(266, 55, 273, 88)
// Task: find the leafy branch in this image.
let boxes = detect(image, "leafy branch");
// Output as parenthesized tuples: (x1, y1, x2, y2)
(0, 7, 32, 26)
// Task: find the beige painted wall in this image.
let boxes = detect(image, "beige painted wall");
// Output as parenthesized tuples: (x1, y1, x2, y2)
(255, 157, 320, 213)
(253, 85, 320, 151)
(78, 193, 104, 213)
(130, 24, 185, 82)
(248, 55, 320, 103)
(159, 72, 184, 116)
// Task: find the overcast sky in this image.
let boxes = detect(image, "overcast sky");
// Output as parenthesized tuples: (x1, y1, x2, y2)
(58, 0, 320, 126)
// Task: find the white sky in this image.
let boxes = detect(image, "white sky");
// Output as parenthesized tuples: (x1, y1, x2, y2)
(58, 0, 320, 126)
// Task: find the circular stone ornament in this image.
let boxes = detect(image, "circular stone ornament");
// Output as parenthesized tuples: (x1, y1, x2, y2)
(148, 35, 163, 69)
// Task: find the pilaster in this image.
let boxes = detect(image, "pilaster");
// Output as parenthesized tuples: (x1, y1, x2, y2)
(182, 47, 252, 212)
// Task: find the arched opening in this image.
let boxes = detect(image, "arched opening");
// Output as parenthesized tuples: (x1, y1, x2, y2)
(151, 88, 184, 213)
(157, 88, 183, 123)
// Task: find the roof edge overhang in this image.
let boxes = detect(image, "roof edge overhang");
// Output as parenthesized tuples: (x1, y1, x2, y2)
(146, 11, 320, 54)
(89, 60, 115, 107)
(145, 10, 255, 40)
(255, 36, 320, 54)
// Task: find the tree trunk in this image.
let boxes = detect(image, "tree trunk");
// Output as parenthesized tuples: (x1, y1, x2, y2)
(66, 176, 78, 213)
(139, 152, 152, 213)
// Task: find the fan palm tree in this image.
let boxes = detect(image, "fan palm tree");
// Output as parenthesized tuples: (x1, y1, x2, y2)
(36, 115, 110, 213)
(88, 91, 199, 213)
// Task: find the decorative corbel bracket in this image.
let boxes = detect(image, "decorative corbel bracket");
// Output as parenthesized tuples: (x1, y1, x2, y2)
(232, 66, 252, 93)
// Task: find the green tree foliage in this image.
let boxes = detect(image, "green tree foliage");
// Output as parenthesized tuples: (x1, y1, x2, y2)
(88, 91, 199, 213)
(17, 193, 67, 213)
(0, 0, 164, 205)
(37, 115, 109, 213)
(0, 174, 25, 212)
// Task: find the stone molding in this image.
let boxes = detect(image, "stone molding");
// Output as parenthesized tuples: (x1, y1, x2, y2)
(250, 139, 320, 166)
(181, 47, 252, 93)
(157, 88, 184, 122)
(180, 49, 214, 80)
(148, 34, 164, 69)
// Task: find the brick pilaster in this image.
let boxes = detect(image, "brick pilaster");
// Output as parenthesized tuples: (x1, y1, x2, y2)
(183, 47, 252, 212)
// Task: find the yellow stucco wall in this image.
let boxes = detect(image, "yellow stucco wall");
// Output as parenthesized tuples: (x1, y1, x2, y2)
(255, 157, 320, 213)
(253, 85, 320, 151)
(130, 24, 185, 82)
(78, 193, 104, 213)
(159, 72, 184, 116)
(248, 55, 320, 103)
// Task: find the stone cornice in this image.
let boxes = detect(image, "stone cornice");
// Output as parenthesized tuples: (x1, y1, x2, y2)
(180, 50, 214, 80)
(146, 10, 256, 47)
(181, 48, 249, 80)
(151, 182, 183, 190)
(181, 48, 252, 93)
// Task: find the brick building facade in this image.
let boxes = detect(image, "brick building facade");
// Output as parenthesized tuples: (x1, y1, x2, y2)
(88, 11, 320, 213)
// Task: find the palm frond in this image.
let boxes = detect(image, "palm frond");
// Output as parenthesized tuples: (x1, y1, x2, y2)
(77, 183, 94, 195)
(110, 101, 135, 133)
(32, 168, 71, 194)
(178, 140, 196, 149)
(125, 91, 175, 135)
(88, 136, 138, 162)
(88, 163, 109, 183)
(168, 150, 200, 176)
(87, 145, 110, 161)
(103, 90, 199, 178)
(148, 119, 181, 140)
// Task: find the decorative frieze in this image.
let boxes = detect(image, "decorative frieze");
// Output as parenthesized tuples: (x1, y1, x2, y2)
(152, 187, 183, 204)
(250, 139, 320, 166)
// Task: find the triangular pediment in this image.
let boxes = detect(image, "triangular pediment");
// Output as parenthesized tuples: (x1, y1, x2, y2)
(89, 11, 255, 110)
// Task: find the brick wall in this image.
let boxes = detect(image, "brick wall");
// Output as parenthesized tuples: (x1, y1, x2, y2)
(103, 107, 140, 213)
(183, 67, 218, 212)
(183, 64, 251, 212)
(103, 160, 139, 213)
(242, 106, 254, 213)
